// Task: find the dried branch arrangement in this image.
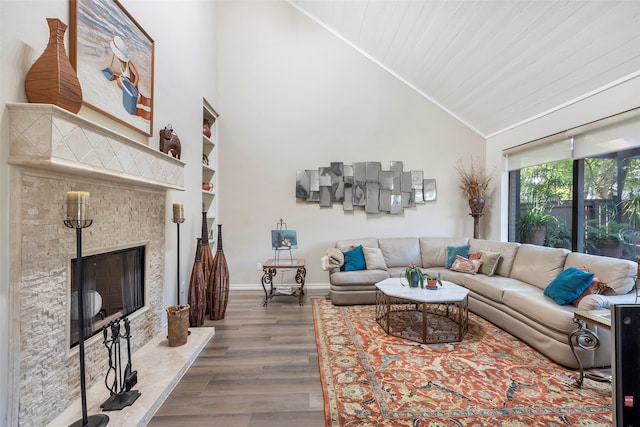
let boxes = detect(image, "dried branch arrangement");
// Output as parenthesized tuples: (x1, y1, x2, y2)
(456, 159, 492, 200)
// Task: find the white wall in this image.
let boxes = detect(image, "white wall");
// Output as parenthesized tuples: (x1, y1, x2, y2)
(0, 1, 216, 424)
(486, 75, 640, 242)
(217, 0, 485, 286)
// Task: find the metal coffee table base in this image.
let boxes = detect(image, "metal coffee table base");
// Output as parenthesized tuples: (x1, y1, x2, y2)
(375, 290, 469, 344)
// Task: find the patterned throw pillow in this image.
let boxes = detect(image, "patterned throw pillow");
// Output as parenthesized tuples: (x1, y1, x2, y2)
(450, 255, 483, 274)
(571, 266, 613, 306)
(571, 281, 602, 306)
(468, 251, 482, 260)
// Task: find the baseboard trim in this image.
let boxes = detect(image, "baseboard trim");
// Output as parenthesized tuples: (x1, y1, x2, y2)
(231, 283, 330, 291)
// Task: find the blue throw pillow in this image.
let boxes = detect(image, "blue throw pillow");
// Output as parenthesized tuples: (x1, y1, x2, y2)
(446, 245, 470, 269)
(343, 245, 366, 271)
(544, 267, 595, 305)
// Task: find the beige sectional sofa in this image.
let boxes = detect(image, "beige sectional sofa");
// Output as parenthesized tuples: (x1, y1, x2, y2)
(328, 237, 639, 369)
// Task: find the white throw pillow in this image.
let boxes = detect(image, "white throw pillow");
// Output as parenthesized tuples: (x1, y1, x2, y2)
(363, 246, 387, 270)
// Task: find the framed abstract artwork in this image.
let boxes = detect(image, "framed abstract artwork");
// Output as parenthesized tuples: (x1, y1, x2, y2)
(70, 0, 154, 136)
(297, 161, 437, 214)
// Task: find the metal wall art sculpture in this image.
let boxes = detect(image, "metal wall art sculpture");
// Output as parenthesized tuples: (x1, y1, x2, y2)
(296, 161, 436, 214)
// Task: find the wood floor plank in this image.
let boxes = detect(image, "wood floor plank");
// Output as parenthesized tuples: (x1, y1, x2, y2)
(148, 289, 328, 427)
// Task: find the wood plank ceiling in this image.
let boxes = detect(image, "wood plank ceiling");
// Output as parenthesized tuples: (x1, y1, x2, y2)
(288, 0, 640, 138)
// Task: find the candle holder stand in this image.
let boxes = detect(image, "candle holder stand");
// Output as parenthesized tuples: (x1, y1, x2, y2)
(64, 218, 110, 427)
(172, 216, 185, 304)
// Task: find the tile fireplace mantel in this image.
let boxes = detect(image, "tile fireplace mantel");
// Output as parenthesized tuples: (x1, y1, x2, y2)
(7, 103, 184, 191)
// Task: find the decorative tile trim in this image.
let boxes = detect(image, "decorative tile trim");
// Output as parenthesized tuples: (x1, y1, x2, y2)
(7, 103, 184, 190)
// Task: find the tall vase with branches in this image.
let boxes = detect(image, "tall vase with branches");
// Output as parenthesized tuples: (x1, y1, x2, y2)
(456, 159, 492, 238)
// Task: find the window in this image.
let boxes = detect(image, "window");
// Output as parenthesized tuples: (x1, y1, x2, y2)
(509, 148, 640, 261)
(507, 112, 640, 260)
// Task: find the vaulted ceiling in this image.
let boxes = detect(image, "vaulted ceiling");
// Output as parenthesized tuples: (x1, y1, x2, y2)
(289, 0, 640, 138)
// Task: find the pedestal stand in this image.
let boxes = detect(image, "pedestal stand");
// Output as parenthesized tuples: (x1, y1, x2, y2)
(468, 196, 486, 240)
(64, 218, 109, 427)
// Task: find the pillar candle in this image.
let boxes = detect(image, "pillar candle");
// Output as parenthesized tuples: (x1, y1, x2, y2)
(173, 203, 184, 221)
(66, 191, 89, 221)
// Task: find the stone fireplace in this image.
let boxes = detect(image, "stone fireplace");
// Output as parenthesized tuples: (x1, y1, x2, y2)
(7, 103, 184, 426)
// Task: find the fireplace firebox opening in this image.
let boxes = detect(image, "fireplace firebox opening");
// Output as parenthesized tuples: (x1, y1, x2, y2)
(70, 246, 145, 348)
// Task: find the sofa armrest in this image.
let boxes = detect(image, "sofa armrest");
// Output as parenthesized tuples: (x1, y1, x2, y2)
(578, 293, 640, 310)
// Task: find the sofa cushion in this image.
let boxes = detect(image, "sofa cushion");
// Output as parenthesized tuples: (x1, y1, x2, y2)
(343, 245, 366, 271)
(479, 251, 502, 276)
(502, 290, 577, 334)
(543, 267, 594, 305)
(510, 244, 569, 290)
(463, 275, 540, 303)
(446, 245, 470, 269)
(564, 252, 637, 294)
(363, 246, 387, 270)
(419, 237, 469, 268)
(378, 237, 421, 268)
(330, 269, 390, 286)
(335, 237, 378, 252)
(469, 239, 520, 277)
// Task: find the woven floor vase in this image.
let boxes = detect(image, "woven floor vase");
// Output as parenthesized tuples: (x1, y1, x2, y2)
(166, 304, 190, 347)
(200, 212, 214, 315)
(210, 224, 229, 320)
(188, 238, 206, 327)
(25, 18, 82, 114)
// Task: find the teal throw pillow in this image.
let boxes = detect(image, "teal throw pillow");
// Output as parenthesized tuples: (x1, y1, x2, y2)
(446, 245, 470, 269)
(343, 245, 366, 271)
(543, 267, 595, 305)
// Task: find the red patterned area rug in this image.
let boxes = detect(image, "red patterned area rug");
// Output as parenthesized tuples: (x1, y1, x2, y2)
(312, 298, 612, 427)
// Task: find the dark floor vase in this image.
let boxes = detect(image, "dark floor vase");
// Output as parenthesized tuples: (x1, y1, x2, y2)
(188, 239, 206, 327)
(200, 212, 214, 315)
(210, 224, 229, 320)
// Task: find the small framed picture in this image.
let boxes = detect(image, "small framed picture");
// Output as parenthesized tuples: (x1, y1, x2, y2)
(271, 230, 298, 250)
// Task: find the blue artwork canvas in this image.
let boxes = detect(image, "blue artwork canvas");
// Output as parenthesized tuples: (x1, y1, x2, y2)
(271, 230, 298, 250)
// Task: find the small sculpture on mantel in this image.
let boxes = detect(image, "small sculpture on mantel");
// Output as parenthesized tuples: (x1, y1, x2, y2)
(159, 124, 181, 159)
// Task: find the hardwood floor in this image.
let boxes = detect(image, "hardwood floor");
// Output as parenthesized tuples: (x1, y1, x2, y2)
(148, 289, 328, 427)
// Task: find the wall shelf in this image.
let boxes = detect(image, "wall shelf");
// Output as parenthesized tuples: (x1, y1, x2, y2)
(202, 99, 219, 235)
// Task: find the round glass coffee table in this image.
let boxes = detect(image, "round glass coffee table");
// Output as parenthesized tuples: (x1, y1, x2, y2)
(375, 277, 469, 344)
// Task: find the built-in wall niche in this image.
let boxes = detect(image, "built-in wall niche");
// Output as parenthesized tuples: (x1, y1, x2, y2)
(70, 246, 145, 348)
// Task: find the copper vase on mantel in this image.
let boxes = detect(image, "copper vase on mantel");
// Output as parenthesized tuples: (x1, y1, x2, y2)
(25, 18, 83, 114)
